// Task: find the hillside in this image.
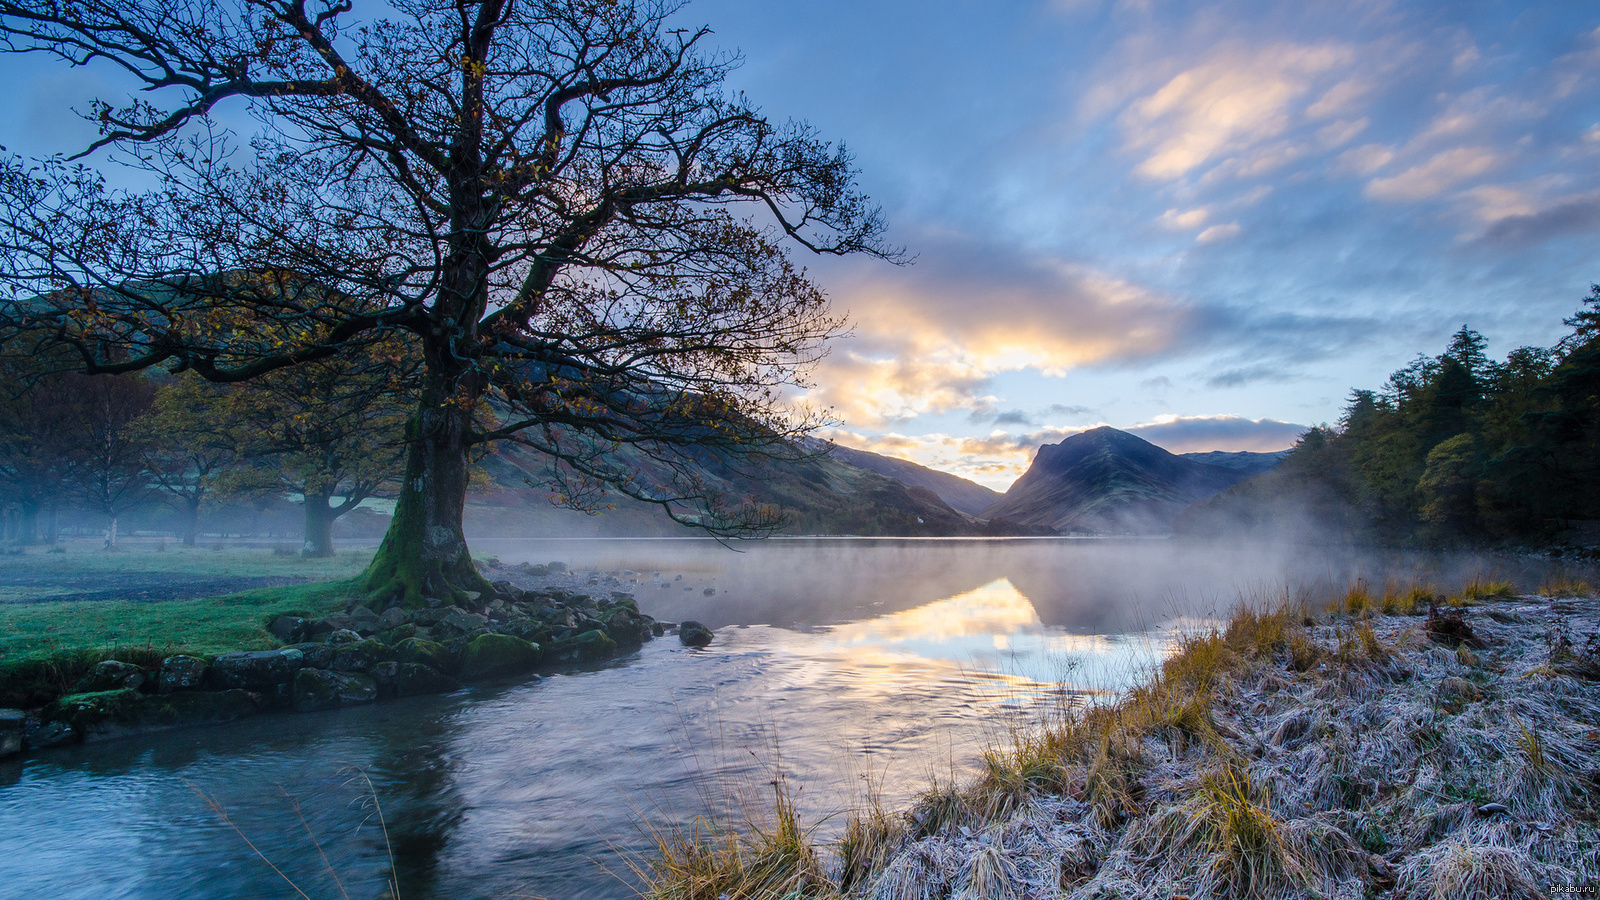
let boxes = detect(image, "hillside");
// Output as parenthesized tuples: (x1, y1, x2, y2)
(1178, 449, 1288, 474)
(823, 443, 1001, 516)
(470, 438, 1004, 538)
(979, 427, 1264, 534)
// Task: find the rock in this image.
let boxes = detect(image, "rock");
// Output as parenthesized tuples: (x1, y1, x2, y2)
(521, 563, 550, 577)
(604, 609, 649, 648)
(44, 688, 259, 740)
(394, 663, 459, 697)
(332, 640, 386, 673)
(679, 621, 714, 648)
(547, 561, 568, 573)
(379, 607, 407, 630)
(435, 608, 489, 638)
(394, 637, 455, 673)
(326, 628, 363, 645)
(409, 605, 462, 627)
(24, 718, 76, 751)
(650, 621, 665, 637)
(703, 588, 716, 596)
(209, 648, 305, 688)
(73, 660, 147, 693)
(346, 606, 386, 635)
(460, 633, 543, 680)
(0, 709, 23, 758)
(159, 655, 207, 693)
(292, 669, 378, 712)
(379, 623, 418, 644)
(499, 618, 551, 645)
(305, 614, 354, 638)
(547, 629, 616, 665)
(267, 615, 307, 643)
(370, 660, 400, 696)
(1425, 605, 1485, 649)
(290, 642, 336, 669)
(1476, 802, 1511, 817)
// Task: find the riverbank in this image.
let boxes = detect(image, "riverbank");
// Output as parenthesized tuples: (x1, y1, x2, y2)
(641, 582, 1600, 899)
(0, 550, 689, 756)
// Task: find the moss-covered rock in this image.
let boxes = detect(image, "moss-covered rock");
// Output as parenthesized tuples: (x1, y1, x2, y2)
(44, 688, 259, 740)
(332, 639, 388, 673)
(72, 660, 149, 693)
(209, 648, 304, 688)
(678, 621, 714, 648)
(394, 637, 455, 673)
(0, 708, 23, 758)
(292, 669, 378, 712)
(394, 663, 459, 697)
(460, 633, 542, 680)
(547, 629, 616, 665)
(379, 623, 418, 644)
(158, 655, 207, 693)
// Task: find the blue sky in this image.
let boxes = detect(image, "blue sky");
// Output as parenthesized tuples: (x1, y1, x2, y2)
(4, 0, 1599, 489)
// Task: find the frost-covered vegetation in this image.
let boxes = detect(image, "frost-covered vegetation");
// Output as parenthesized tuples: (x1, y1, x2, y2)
(641, 585, 1600, 899)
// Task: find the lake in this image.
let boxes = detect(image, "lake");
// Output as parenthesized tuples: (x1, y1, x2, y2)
(0, 537, 1576, 899)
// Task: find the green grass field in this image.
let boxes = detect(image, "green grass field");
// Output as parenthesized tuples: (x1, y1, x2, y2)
(0, 546, 375, 705)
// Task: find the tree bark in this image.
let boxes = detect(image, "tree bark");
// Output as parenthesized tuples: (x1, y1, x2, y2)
(360, 364, 492, 608)
(180, 497, 200, 547)
(302, 491, 337, 557)
(15, 502, 39, 545)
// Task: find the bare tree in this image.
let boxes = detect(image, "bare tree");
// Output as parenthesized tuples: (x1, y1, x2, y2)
(0, 0, 892, 606)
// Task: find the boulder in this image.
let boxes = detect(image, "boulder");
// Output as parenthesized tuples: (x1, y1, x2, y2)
(434, 608, 489, 638)
(394, 637, 455, 673)
(289, 642, 336, 669)
(209, 648, 305, 688)
(332, 640, 386, 673)
(520, 563, 550, 577)
(159, 655, 207, 693)
(379, 607, 407, 630)
(460, 633, 543, 680)
(326, 628, 363, 645)
(393, 663, 459, 697)
(409, 605, 464, 627)
(305, 614, 354, 638)
(0, 709, 23, 758)
(292, 669, 378, 713)
(44, 688, 259, 741)
(547, 629, 616, 665)
(267, 615, 307, 643)
(24, 718, 76, 751)
(499, 618, 552, 645)
(346, 606, 386, 635)
(678, 621, 714, 648)
(546, 561, 568, 573)
(379, 623, 419, 644)
(73, 660, 147, 693)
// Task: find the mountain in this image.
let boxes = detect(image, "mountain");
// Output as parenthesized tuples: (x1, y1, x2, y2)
(471, 437, 1010, 538)
(1178, 450, 1290, 475)
(823, 443, 1001, 516)
(979, 427, 1268, 534)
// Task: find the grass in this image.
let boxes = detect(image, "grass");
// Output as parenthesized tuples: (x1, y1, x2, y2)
(0, 579, 361, 708)
(1538, 573, 1595, 598)
(0, 543, 370, 587)
(639, 579, 1600, 899)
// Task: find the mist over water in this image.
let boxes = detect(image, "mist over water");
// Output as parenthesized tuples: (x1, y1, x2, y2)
(0, 537, 1585, 899)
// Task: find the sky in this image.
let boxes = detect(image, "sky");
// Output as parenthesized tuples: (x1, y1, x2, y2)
(4, 1, 1600, 490)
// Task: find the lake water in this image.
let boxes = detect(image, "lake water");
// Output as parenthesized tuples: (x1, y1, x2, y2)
(0, 537, 1579, 899)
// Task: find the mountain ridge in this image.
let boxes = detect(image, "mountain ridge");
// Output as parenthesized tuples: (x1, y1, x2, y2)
(980, 427, 1276, 534)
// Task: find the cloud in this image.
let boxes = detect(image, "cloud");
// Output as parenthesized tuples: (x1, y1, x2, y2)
(1124, 415, 1308, 453)
(1196, 223, 1242, 244)
(801, 234, 1196, 426)
(1120, 42, 1355, 180)
(1159, 207, 1209, 229)
(1365, 146, 1500, 201)
(1336, 143, 1395, 175)
(1476, 192, 1600, 247)
(1205, 363, 1294, 388)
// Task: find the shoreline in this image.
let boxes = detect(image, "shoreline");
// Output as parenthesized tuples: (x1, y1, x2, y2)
(0, 558, 702, 758)
(641, 587, 1600, 898)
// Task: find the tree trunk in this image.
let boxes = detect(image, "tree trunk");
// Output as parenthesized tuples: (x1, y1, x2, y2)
(302, 491, 337, 558)
(360, 367, 493, 609)
(15, 502, 39, 545)
(181, 497, 200, 547)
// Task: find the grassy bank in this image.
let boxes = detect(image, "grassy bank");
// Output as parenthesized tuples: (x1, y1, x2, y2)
(0, 547, 369, 708)
(640, 581, 1600, 899)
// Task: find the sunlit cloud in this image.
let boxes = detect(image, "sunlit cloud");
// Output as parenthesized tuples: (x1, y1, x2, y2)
(1120, 42, 1355, 181)
(1365, 146, 1501, 201)
(1196, 223, 1242, 244)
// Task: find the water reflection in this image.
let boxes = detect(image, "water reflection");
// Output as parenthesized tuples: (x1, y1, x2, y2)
(2, 538, 1591, 899)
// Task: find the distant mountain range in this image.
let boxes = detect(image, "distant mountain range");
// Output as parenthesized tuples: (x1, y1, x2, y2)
(823, 443, 1000, 516)
(979, 427, 1285, 534)
(466, 424, 1288, 538)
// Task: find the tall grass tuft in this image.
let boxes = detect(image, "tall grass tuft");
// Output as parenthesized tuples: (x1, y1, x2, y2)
(638, 778, 830, 900)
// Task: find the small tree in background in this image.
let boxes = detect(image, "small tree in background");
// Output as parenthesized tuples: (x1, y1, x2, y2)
(135, 375, 248, 546)
(57, 372, 158, 546)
